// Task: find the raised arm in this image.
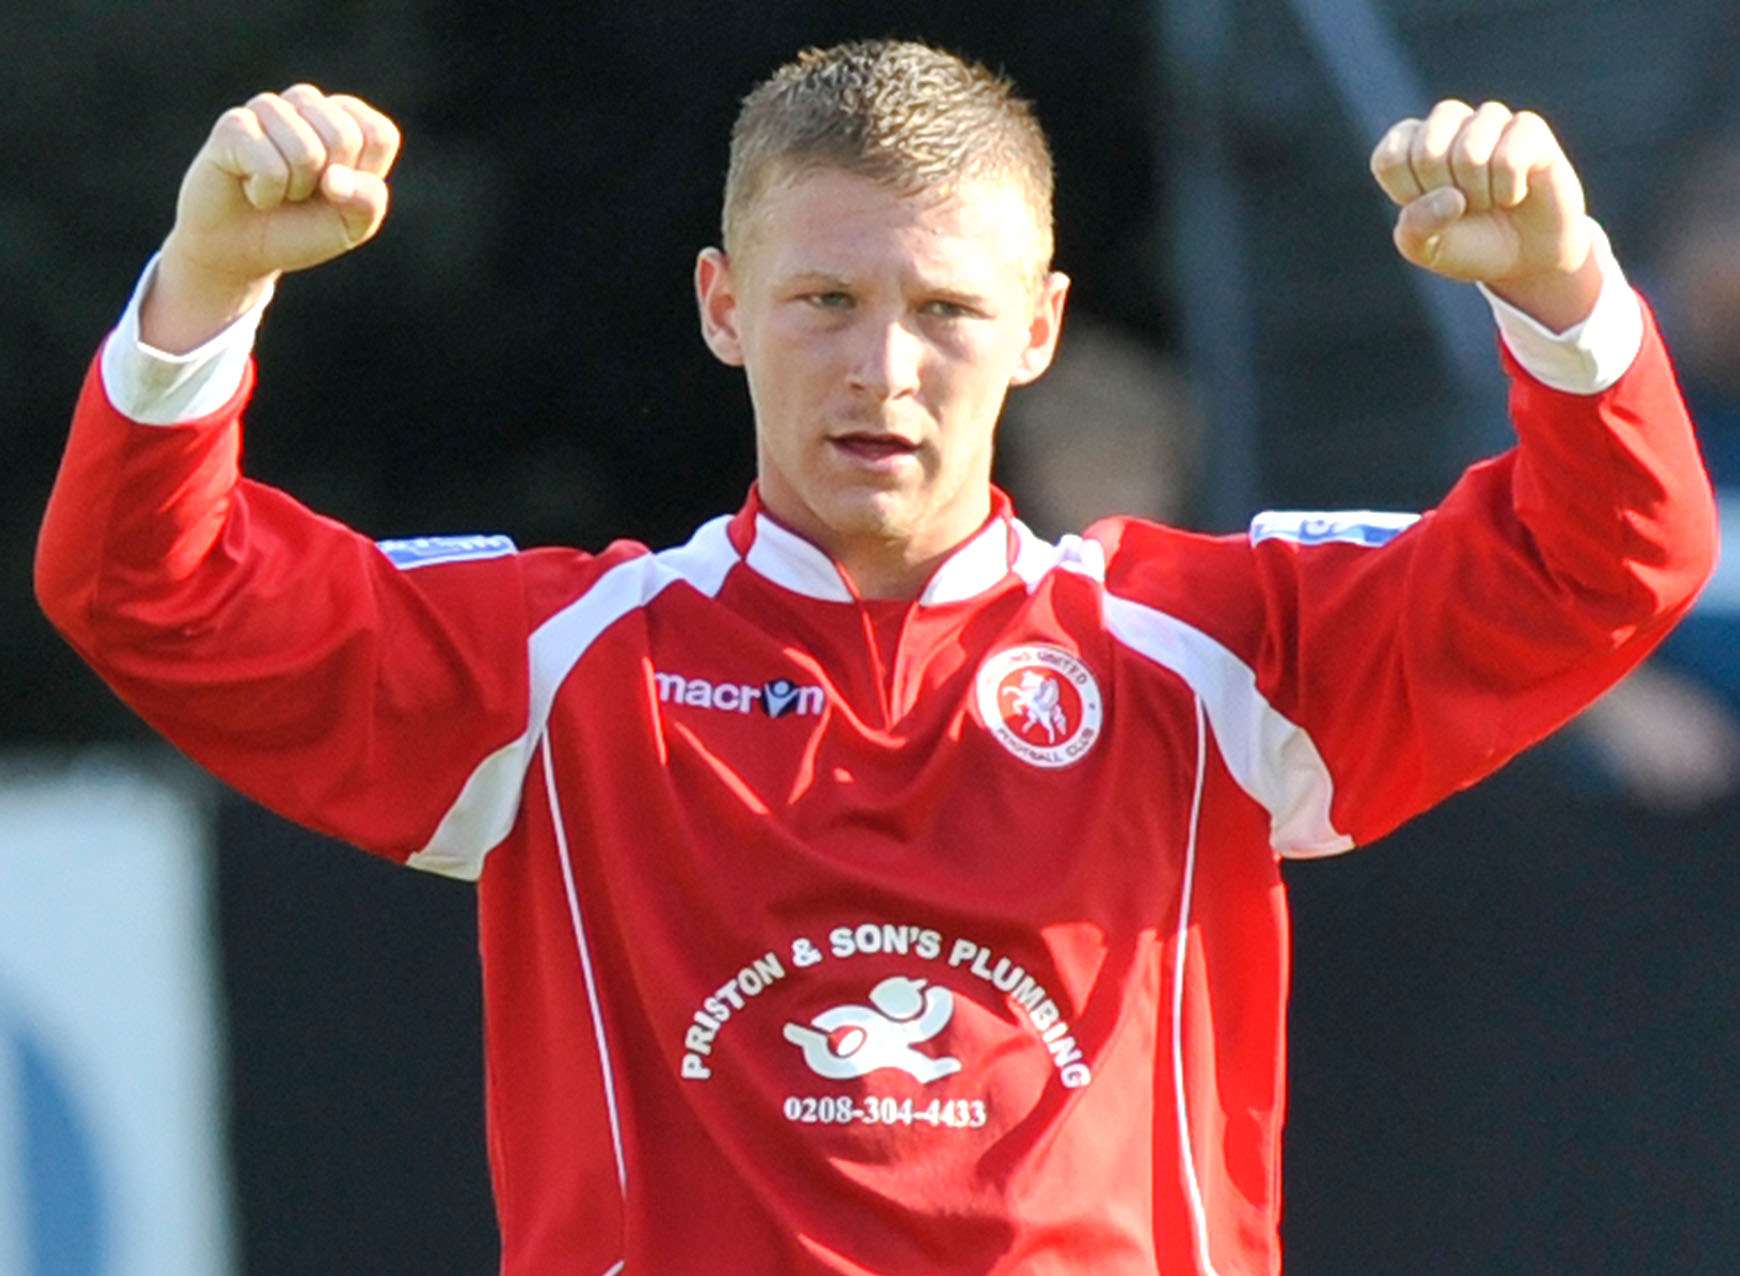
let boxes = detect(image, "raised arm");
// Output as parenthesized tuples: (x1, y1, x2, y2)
(1097, 101, 1717, 855)
(35, 91, 563, 878)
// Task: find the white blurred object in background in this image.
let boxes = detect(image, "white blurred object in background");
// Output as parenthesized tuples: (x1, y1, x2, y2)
(0, 754, 233, 1276)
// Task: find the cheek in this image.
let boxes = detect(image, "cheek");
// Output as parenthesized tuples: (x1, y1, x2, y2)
(938, 337, 1025, 419)
(757, 323, 844, 397)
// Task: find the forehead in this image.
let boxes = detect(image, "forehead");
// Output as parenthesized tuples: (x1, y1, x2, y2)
(739, 168, 1046, 289)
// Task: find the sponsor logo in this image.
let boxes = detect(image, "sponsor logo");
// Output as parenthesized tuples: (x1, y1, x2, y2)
(1247, 509, 1419, 548)
(783, 975, 962, 1084)
(679, 922, 1094, 1096)
(654, 671, 824, 717)
(376, 533, 516, 570)
(974, 644, 1103, 768)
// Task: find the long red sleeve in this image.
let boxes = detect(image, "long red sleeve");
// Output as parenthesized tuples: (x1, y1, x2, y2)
(1094, 300, 1718, 852)
(36, 350, 537, 863)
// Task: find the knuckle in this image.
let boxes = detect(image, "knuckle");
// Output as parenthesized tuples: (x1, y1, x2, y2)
(1514, 110, 1554, 142)
(282, 134, 325, 176)
(300, 105, 350, 148)
(1450, 135, 1490, 173)
(331, 108, 364, 143)
(214, 106, 257, 137)
(332, 94, 399, 148)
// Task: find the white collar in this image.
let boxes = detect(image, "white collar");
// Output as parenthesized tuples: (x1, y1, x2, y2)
(739, 510, 1017, 605)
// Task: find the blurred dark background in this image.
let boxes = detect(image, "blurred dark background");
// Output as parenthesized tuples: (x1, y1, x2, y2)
(8, 1, 1738, 1272)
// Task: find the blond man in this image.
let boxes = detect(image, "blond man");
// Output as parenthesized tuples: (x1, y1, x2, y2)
(38, 39, 1714, 1274)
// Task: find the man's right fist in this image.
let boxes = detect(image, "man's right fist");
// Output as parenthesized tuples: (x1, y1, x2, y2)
(142, 86, 400, 353)
(167, 85, 401, 282)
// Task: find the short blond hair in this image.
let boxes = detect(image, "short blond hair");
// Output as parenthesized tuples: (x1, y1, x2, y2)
(723, 39, 1055, 265)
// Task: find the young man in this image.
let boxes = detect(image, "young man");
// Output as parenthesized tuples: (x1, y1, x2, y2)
(36, 39, 1715, 1275)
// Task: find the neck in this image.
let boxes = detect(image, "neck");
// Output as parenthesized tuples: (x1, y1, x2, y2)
(835, 538, 959, 600)
(753, 485, 997, 601)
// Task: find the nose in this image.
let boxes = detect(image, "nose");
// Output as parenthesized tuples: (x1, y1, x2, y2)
(846, 318, 924, 399)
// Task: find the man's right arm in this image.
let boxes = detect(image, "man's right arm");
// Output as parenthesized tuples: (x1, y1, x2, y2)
(35, 90, 550, 878)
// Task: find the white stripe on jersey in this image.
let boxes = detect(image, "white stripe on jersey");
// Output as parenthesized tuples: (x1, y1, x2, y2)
(545, 732, 629, 1200)
(1007, 519, 1351, 858)
(407, 517, 740, 879)
(1172, 696, 1224, 1276)
(1101, 592, 1353, 858)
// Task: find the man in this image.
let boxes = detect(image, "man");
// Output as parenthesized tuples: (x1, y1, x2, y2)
(36, 39, 1715, 1275)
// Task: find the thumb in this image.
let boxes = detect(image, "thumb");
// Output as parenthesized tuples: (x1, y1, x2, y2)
(320, 165, 390, 244)
(1393, 186, 1467, 268)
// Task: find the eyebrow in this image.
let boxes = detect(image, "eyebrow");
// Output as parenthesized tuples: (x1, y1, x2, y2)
(776, 270, 855, 290)
(776, 269, 995, 307)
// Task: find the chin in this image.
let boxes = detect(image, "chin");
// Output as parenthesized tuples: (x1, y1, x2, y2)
(813, 488, 920, 544)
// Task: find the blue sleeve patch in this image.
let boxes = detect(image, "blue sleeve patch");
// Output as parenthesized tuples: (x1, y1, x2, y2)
(1249, 510, 1420, 549)
(377, 534, 517, 571)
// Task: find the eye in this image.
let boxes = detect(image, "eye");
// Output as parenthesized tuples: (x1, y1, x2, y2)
(920, 299, 977, 320)
(805, 290, 854, 310)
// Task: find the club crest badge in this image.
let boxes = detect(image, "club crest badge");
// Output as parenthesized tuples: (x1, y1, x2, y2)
(974, 644, 1103, 768)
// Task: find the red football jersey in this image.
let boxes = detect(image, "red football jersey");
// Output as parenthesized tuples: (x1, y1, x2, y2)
(37, 302, 1714, 1273)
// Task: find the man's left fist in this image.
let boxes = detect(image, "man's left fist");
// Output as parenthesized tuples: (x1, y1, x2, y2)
(1370, 100, 1592, 288)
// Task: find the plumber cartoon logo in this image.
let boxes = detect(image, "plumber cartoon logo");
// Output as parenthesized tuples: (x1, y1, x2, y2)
(782, 975, 962, 1084)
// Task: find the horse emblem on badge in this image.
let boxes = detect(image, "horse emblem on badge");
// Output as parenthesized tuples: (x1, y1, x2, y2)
(974, 644, 1103, 768)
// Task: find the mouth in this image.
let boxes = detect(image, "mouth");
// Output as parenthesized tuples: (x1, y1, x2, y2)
(828, 432, 921, 465)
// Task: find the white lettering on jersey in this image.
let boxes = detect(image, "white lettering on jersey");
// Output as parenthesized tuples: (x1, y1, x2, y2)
(376, 533, 516, 570)
(827, 924, 943, 961)
(1247, 509, 1420, 548)
(946, 938, 1092, 1088)
(782, 976, 962, 1084)
(655, 671, 824, 718)
(680, 951, 788, 1080)
(678, 921, 1093, 1093)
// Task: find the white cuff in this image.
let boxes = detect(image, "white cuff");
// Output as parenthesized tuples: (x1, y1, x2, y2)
(1478, 220, 1644, 396)
(98, 253, 274, 426)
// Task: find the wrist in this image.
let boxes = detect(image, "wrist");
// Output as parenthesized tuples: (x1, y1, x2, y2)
(1485, 238, 1603, 335)
(142, 238, 279, 355)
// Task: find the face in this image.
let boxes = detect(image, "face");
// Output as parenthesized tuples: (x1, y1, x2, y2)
(696, 168, 1069, 570)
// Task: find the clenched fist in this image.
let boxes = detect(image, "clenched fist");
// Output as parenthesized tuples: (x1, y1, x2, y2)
(1371, 100, 1600, 330)
(145, 86, 401, 352)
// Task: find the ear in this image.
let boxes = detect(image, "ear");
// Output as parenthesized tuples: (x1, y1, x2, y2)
(695, 247, 746, 367)
(1009, 270, 1071, 386)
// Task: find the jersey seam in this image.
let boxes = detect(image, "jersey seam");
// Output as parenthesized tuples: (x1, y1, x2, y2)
(1172, 695, 1222, 1276)
(544, 727, 631, 1212)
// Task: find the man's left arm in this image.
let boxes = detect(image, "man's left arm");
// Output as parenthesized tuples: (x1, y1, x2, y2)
(1130, 101, 1717, 857)
(1298, 99, 1720, 847)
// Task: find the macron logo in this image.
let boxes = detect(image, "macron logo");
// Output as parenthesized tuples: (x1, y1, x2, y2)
(655, 672, 824, 718)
